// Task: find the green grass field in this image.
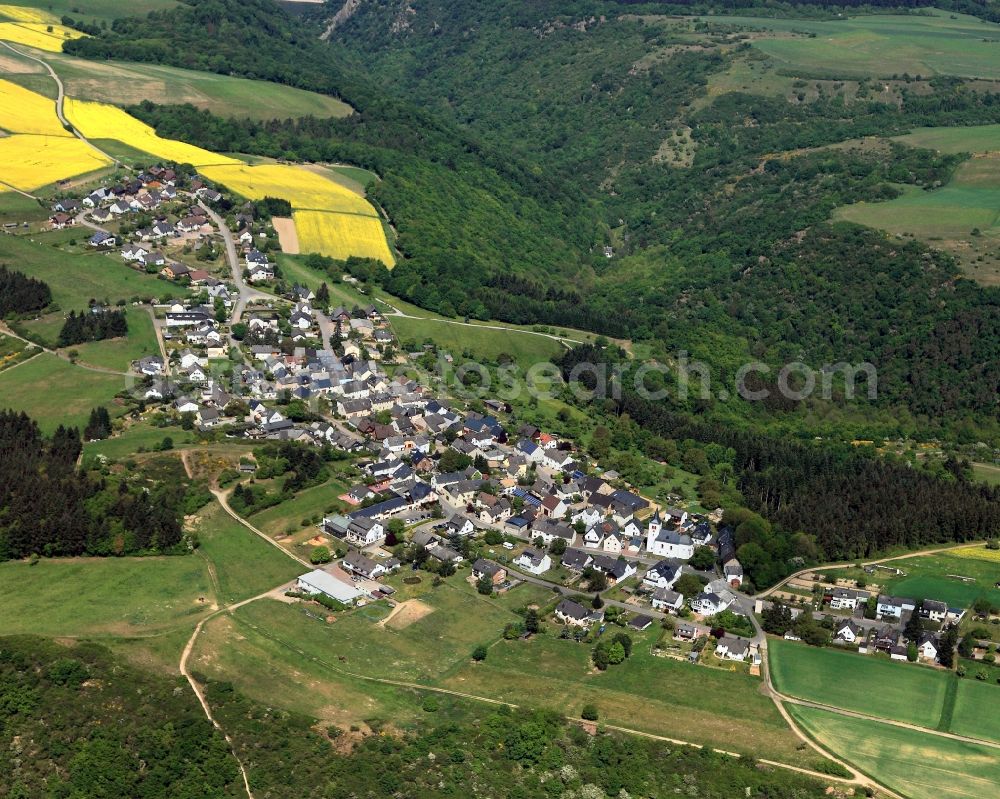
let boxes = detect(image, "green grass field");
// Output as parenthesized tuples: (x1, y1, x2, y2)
(971, 462, 1000, 486)
(248, 477, 351, 537)
(444, 628, 805, 762)
(706, 11, 1000, 79)
(390, 315, 564, 367)
(66, 306, 159, 370)
(83, 419, 194, 459)
(833, 153, 1000, 285)
(194, 502, 302, 605)
(880, 553, 1000, 607)
(0, 189, 48, 223)
(788, 704, 1000, 799)
(769, 638, 952, 728)
(0, 555, 212, 637)
(894, 124, 1000, 154)
(951, 679, 1000, 744)
(0, 234, 183, 309)
(0, 352, 124, 432)
(36, 51, 352, 121)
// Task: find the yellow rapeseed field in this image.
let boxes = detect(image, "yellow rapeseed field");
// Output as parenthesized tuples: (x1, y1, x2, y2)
(63, 97, 241, 167)
(0, 134, 110, 191)
(0, 78, 70, 137)
(0, 22, 85, 52)
(199, 163, 377, 216)
(0, 5, 59, 23)
(294, 210, 394, 266)
(949, 545, 1000, 563)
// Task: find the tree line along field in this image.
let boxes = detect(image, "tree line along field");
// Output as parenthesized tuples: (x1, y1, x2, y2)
(788, 705, 1000, 799)
(0, 492, 302, 638)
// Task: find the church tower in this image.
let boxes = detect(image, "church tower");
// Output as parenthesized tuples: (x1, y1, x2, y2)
(646, 507, 662, 551)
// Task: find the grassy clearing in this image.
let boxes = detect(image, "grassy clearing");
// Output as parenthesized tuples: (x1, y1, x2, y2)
(83, 419, 194, 459)
(707, 11, 1000, 79)
(194, 502, 302, 605)
(768, 638, 951, 728)
(191, 610, 433, 729)
(894, 124, 1000, 154)
(788, 704, 1000, 799)
(0, 352, 124, 432)
(0, 233, 183, 308)
(68, 306, 159, 370)
(833, 124, 1000, 285)
(42, 51, 352, 120)
(951, 679, 1000, 744)
(248, 477, 351, 537)
(0, 189, 48, 223)
(391, 314, 564, 368)
(971, 462, 1000, 487)
(881, 553, 1000, 607)
(0, 555, 213, 637)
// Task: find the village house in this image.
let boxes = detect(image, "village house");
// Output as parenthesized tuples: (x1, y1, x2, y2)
(513, 548, 551, 575)
(342, 551, 386, 580)
(651, 587, 684, 613)
(555, 598, 601, 628)
(471, 559, 507, 586)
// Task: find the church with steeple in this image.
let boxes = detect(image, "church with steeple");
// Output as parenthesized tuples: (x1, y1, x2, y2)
(645, 508, 694, 559)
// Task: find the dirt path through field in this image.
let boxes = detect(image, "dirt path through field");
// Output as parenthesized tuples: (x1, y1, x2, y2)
(272, 216, 299, 254)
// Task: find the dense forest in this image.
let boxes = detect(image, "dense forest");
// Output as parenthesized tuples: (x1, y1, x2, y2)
(560, 344, 1000, 588)
(0, 266, 51, 317)
(0, 635, 833, 799)
(0, 637, 241, 798)
(0, 411, 204, 559)
(57, 308, 128, 347)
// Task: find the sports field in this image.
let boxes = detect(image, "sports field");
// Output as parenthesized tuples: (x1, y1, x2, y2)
(788, 704, 1000, 799)
(0, 352, 123, 432)
(768, 638, 951, 728)
(706, 11, 1000, 79)
(880, 552, 1000, 607)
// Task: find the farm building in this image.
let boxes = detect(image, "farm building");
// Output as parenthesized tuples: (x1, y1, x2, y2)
(296, 569, 361, 605)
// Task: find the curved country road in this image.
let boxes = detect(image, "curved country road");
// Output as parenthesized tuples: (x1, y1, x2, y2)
(0, 41, 122, 166)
